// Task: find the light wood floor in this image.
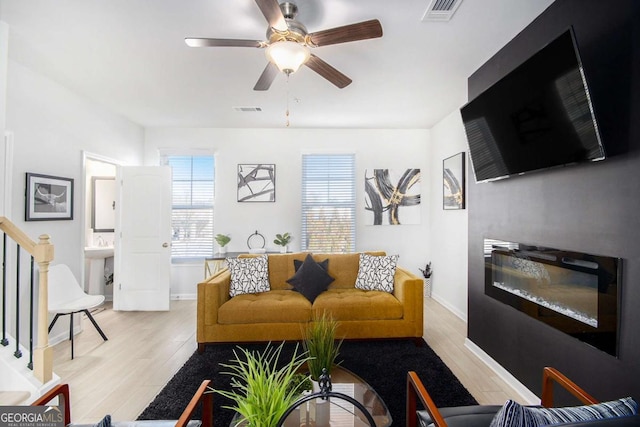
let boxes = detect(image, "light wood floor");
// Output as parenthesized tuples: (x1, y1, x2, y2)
(44, 298, 523, 424)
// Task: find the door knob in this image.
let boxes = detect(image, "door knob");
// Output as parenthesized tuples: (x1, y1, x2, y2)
(162, 242, 169, 248)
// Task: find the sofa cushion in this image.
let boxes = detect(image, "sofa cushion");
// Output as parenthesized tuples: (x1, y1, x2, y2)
(355, 253, 399, 292)
(227, 254, 270, 297)
(219, 290, 312, 324)
(287, 254, 335, 303)
(312, 289, 403, 321)
(489, 398, 638, 427)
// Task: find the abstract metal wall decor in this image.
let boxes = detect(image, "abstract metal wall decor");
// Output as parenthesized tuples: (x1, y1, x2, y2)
(364, 168, 421, 225)
(443, 152, 465, 210)
(25, 173, 74, 221)
(237, 164, 276, 202)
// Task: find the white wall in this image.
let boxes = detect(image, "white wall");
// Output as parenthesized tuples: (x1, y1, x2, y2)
(6, 60, 144, 273)
(429, 110, 469, 320)
(145, 127, 432, 297)
(4, 58, 144, 344)
(0, 22, 8, 216)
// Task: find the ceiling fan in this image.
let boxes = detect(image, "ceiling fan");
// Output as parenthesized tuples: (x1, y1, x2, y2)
(185, 0, 383, 90)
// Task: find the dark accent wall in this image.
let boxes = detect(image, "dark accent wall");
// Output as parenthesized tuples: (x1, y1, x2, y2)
(467, 1, 640, 402)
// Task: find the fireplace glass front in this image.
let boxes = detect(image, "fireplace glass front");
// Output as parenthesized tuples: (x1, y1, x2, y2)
(485, 239, 621, 357)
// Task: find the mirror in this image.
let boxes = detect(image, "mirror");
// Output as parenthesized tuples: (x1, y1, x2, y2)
(92, 177, 116, 232)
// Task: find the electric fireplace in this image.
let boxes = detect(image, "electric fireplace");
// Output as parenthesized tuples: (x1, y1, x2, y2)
(484, 239, 621, 356)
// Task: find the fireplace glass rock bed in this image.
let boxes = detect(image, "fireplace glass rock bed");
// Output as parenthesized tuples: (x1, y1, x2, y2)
(484, 239, 621, 357)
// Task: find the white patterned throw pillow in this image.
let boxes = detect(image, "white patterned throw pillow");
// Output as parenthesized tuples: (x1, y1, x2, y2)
(355, 253, 399, 293)
(226, 254, 270, 297)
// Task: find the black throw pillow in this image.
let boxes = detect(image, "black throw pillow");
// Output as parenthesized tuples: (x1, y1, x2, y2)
(294, 257, 329, 272)
(287, 254, 335, 303)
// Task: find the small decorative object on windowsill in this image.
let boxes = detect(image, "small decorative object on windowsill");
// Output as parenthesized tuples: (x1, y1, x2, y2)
(419, 262, 432, 297)
(274, 232, 292, 253)
(215, 234, 231, 254)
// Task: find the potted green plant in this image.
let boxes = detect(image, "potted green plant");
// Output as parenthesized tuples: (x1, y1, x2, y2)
(273, 232, 292, 253)
(214, 342, 310, 427)
(303, 312, 341, 425)
(215, 234, 231, 254)
(303, 311, 342, 382)
(419, 262, 432, 297)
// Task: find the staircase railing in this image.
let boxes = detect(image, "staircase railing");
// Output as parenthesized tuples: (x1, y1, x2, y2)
(0, 216, 55, 383)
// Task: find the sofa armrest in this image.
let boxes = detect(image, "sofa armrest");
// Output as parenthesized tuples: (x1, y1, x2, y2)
(393, 267, 423, 333)
(541, 367, 598, 407)
(32, 384, 71, 426)
(176, 380, 213, 427)
(197, 269, 231, 328)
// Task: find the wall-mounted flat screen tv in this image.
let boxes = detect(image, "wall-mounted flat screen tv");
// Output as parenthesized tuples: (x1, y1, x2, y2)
(461, 28, 605, 183)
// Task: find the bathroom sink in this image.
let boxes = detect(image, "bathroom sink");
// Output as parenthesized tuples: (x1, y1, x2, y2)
(84, 246, 114, 259)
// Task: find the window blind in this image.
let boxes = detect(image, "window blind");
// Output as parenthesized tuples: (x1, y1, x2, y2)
(301, 153, 356, 253)
(162, 155, 215, 260)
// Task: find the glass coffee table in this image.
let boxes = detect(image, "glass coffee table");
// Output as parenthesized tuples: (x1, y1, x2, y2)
(281, 366, 392, 427)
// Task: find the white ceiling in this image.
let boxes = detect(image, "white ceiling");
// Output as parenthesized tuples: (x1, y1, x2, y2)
(0, 0, 555, 129)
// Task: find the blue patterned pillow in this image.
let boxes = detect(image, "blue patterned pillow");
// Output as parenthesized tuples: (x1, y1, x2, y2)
(489, 398, 638, 427)
(94, 415, 111, 427)
(226, 254, 270, 297)
(355, 253, 399, 293)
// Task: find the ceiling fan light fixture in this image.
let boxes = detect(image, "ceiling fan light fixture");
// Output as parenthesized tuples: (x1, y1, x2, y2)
(265, 41, 310, 74)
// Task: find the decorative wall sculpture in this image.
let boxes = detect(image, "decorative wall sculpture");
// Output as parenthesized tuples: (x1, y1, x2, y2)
(364, 168, 421, 225)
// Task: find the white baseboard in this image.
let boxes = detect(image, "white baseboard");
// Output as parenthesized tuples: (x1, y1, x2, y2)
(464, 338, 540, 405)
(430, 293, 467, 322)
(171, 293, 196, 300)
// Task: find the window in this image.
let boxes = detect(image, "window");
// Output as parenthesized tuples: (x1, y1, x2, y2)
(161, 155, 215, 260)
(301, 153, 356, 252)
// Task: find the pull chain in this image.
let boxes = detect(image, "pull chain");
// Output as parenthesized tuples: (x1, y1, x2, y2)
(285, 73, 290, 127)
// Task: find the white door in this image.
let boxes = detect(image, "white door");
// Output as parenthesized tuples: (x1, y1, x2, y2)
(114, 166, 171, 311)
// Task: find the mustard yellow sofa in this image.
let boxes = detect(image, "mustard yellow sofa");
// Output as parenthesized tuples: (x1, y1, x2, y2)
(196, 252, 424, 352)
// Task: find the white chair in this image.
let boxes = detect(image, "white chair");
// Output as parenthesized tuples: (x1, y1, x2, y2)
(47, 264, 108, 359)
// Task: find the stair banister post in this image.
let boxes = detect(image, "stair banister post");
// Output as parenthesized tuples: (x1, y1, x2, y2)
(33, 234, 54, 383)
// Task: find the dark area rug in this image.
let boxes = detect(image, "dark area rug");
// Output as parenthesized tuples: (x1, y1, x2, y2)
(138, 339, 477, 426)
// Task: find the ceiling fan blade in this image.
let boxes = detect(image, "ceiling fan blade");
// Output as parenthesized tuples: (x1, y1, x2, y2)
(254, 62, 279, 91)
(307, 19, 383, 47)
(305, 54, 352, 89)
(185, 38, 264, 48)
(254, 0, 288, 32)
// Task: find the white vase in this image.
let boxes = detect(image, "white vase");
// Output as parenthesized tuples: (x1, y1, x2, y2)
(311, 379, 330, 425)
(219, 246, 227, 255)
(280, 245, 287, 253)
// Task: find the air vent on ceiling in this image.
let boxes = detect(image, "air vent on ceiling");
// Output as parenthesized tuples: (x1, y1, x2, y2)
(232, 106, 262, 112)
(422, 0, 463, 22)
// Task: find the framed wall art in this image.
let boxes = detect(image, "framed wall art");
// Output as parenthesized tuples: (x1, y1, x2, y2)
(25, 173, 74, 221)
(443, 152, 466, 210)
(237, 164, 276, 202)
(364, 168, 421, 225)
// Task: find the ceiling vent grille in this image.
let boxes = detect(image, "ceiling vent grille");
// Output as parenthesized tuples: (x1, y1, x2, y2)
(422, 0, 463, 22)
(232, 106, 262, 112)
